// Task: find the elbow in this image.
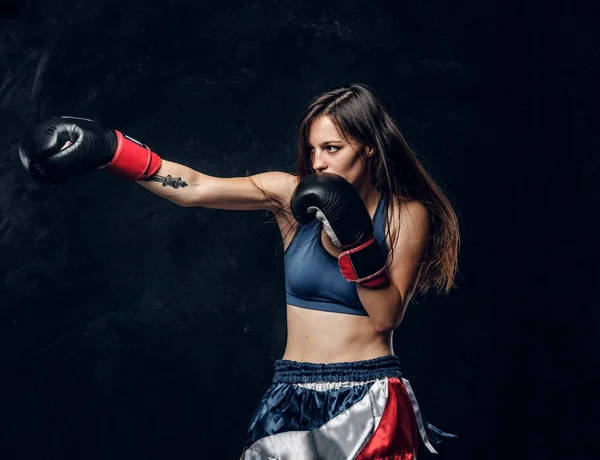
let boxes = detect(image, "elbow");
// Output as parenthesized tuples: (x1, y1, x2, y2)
(175, 190, 199, 207)
(173, 177, 203, 207)
(372, 311, 406, 333)
(373, 321, 400, 334)
(373, 322, 397, 333)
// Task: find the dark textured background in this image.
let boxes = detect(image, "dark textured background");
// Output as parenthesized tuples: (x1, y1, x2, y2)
(0, 0, 598, 458)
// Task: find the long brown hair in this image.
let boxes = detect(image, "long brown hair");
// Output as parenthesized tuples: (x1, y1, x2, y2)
(250, 83, 460, 296)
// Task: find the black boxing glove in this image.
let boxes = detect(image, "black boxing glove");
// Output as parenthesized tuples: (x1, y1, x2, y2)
(19, 116, 162, 184)
(290, 172, 390, 288)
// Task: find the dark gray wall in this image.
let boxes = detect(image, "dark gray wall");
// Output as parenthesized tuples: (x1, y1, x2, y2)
(0, 0, 597, 458)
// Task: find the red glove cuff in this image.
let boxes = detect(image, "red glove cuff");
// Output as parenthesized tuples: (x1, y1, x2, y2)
(104, 130, 162, 181)
(358, 269, 391, 289)
(338, 236, 390, 288)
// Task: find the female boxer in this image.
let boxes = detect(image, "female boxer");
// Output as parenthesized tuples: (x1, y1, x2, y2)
(19, 84, 459, 459)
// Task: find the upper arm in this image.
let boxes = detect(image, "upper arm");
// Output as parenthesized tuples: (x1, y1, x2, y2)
(183, 171, 299, 213)
(387, 199, 432, 309)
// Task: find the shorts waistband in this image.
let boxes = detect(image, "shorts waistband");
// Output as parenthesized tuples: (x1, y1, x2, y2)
(273, 355, 403, 383)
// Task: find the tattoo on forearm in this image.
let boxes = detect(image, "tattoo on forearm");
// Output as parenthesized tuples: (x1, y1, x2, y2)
(145, 174, 188, 189)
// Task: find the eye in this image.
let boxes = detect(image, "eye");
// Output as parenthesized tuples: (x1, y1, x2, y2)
(306, 145, 340, 154)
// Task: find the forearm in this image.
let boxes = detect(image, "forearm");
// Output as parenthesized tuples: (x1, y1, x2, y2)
(357, 281, 406, 332)
(135, 159, 203, 206)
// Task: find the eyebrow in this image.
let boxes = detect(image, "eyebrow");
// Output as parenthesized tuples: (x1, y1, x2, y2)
(306, 140, 344, 147)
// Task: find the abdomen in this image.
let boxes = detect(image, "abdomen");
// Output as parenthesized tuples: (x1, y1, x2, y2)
(282, 304, 393, 363)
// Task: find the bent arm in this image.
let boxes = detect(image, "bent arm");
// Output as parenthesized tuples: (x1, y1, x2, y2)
(359, 200, 431, 331)
(136, 159, 298, 213)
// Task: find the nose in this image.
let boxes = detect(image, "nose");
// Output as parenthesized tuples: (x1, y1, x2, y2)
(311, 149, 328, 172)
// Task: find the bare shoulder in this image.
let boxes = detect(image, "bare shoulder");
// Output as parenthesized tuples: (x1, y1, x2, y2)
(267, 172, 301, 250)
(258, 171, 300, 212)
(401, 199, 431, 229)
(386, 197, 432, 244)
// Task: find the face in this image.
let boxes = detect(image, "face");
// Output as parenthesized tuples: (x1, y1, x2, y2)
(307, 115, 374, 187)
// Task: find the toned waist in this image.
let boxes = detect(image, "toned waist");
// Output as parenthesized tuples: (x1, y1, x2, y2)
(283, 304, 392, 363)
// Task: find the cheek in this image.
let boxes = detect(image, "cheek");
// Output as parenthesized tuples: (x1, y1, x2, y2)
(336, 151, 357, 167)
(344, 154, 365, 172)
(337, 161, 362, 181)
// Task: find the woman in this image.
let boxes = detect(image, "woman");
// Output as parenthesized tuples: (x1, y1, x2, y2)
(19, 84, 459, 459)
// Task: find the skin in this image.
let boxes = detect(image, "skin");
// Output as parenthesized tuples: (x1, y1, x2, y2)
(281, 115, 394, 363)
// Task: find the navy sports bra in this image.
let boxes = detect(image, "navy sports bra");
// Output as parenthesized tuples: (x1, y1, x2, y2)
(284, 193, 388, 316)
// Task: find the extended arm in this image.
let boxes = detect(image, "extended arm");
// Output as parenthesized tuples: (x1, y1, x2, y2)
(19, 116, 298, 212)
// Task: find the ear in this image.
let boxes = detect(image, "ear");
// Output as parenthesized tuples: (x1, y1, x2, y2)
(365, 144, 375, 157)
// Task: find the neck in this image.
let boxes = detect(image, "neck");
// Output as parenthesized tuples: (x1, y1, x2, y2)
(356, 179, 380, 218)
